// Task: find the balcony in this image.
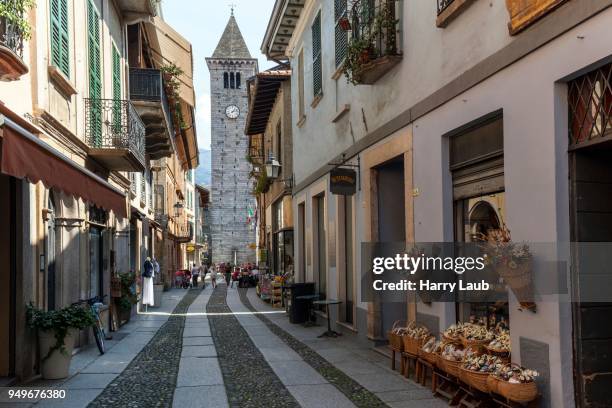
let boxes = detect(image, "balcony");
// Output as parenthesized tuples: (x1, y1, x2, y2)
(0, 0, 29, 81)
(85, 98, 146, 172)
(344, 0, 402, 85)
(174, 222, 193, 243)
(129, 68, 174, 160)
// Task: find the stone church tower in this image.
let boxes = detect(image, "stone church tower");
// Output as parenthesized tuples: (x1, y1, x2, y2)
(206, 14, 257, 264)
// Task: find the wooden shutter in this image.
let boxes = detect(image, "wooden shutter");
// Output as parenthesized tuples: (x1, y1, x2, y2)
(112, 45, 122, 135)
(50, 0, 70, 77)
(506, 0, 567, 35)
(312, 11, 322, 97)
(334, 0, 348, 68)
(88, 0, 102, 145)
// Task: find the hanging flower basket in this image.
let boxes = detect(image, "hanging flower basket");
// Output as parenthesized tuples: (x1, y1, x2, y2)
(338, 17, 351, 31)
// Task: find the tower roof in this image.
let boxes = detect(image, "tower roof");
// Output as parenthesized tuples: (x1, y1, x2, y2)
(212, 15, 252, 59)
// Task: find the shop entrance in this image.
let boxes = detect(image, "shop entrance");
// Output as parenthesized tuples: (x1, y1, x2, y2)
(567, 61, 612, 407)
(0, 174, 16, 378)
(375, 156, 406, 335)
(569, 146, 612, 407)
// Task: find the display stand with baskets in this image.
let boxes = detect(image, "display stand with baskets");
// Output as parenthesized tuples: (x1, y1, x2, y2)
(387, 320, 407, 372)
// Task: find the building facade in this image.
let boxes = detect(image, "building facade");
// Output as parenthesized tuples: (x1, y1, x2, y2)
(0, 0, 197, 383)
(245, 68, 294, 276)
(263, 0, 612, 406)
(206, 14, 257, 265)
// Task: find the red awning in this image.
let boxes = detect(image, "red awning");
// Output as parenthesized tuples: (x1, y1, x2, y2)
(0, 115, 127, 218)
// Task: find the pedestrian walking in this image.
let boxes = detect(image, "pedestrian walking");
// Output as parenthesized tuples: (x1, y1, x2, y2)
(200, 262, 208, 288)
(225, 264, 232, 287)
(191, 263, 200, 288)
(210, 265, 218, 289)
(142, 257, 155, 311)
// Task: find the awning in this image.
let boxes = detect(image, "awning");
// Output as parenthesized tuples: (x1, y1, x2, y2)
(0, 115, 128, 218)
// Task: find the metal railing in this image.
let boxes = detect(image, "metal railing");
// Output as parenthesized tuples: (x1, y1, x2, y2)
(84, 98, 146, 168)
(437, 0, 454, 15)
(350, 0, 400, 59)
(0, 0, 28, 57)
(129, 67, 175, 134)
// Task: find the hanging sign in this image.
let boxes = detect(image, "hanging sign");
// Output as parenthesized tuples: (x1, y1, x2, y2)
(330, 168, 357, 196)
(186, 244, 196, 253)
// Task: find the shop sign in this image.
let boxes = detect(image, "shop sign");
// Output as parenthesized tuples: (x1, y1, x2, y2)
(248, 243, 257, 249)
(330, 168, 357, 195)
(186, 244, 195, 253)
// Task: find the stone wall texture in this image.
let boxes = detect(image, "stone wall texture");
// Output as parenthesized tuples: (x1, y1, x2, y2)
(207, 58, 257, 264)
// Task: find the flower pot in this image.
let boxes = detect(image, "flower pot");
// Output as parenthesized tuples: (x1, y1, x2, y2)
(120, 306, 132, 324)
(38, 328, 78, 379)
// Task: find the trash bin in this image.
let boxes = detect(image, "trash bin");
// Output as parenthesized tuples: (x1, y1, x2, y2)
(289, 283, 315, 324)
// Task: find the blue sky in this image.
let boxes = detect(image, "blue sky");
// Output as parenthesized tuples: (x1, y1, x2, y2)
(163, 0, 277, 151)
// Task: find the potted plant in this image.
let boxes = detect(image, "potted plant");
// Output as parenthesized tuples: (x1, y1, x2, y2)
(118, 272, 138, 323)
(26, 304, 95, 379)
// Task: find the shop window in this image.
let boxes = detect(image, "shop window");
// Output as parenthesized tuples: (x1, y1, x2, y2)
(451, 111, 509, 328)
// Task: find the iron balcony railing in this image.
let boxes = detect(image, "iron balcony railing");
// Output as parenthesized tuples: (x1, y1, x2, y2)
(129, 68, 175, 130)
(350, 0, 401, 60)
(437, 0, 454, 15)
(0, 0, 27, 57)
(84, 98, 146, 168)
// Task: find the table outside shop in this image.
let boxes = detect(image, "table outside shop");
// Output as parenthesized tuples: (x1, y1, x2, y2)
(312, 299, 342, 338)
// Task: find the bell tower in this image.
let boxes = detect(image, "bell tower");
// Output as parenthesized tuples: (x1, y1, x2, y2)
(206, 13, 258, 264)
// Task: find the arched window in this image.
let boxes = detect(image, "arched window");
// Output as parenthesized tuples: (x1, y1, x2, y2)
(230, 72, 235, 89)
(223, 72, 229, 89)
(236, 72, 241, 89)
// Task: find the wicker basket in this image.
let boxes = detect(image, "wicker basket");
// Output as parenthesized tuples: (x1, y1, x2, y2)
(459, 366, 491, 393)
(485, 346, 511, 363)
(498, 379, 538, 403)
(387, 320, 407, 352)
(402, 333, 427, 355)
(460, 336, 489, 348)
(442, 333, 461, 345)
(487, 375, 503, 395)
(439, 355, 462, 378)
(497, 259, 532, 290)
(418, 336, 439, 366)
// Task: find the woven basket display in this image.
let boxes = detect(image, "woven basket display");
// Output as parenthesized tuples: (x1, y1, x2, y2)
(459, 366, 491, 393)
(387, 320, 407, 352)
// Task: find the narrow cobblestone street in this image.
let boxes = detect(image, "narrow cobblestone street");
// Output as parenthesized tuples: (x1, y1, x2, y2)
(4, 280, 446, 408)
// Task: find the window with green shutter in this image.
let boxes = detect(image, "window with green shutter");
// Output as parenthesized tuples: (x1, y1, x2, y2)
(87, 0, 102, 145)
(334, 0, 348, 68)
(112, 45, 122, 135)
(50, 0, 70, 77)
(312, 11, 322, 97)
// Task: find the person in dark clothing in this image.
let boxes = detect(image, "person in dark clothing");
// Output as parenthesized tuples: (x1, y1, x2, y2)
(225, 264, 232, 287)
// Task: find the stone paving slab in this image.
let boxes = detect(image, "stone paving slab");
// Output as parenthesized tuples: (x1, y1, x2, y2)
(171, 385, 229, 408)
(258, 347, 303, 362)
(182, 337, 214, 346)
(181, 345, 218, 358)
(183, 327, 212, 337)
(286, 384, 356, 408)
(63, 373, 118, 389)
(177, 358, 224, 387)
(268, 360, 329, 386)
(80, 359, 130, 374)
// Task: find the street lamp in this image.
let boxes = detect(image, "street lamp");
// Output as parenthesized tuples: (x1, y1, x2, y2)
(173, 201, 184, 218)
(265, 152, 281, 180)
